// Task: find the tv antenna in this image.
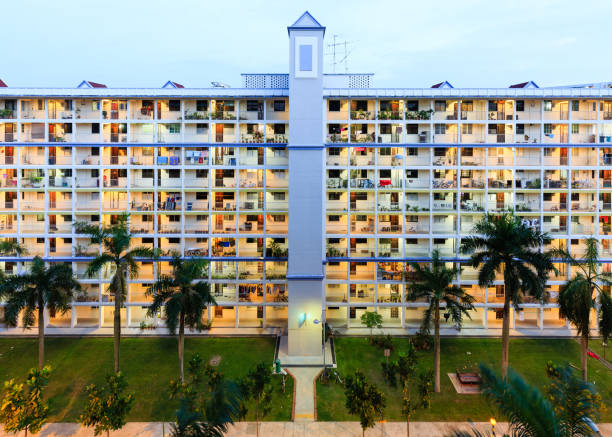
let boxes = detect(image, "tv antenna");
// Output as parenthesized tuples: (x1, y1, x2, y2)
(326, 34, 354, 73)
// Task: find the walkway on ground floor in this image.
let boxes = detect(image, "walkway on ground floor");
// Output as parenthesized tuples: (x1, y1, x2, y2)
(3, 421, 611, 436)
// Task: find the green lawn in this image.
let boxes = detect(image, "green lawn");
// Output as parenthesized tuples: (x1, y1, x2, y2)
(0, 337, 293, 422)
(317, 337, 612, 422)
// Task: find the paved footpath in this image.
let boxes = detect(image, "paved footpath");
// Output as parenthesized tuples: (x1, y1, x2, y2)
(2, 422, 612, 436)
(287, 367, 321, 421)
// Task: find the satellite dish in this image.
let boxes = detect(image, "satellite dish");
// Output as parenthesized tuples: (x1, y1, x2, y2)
(211, 81, 231, 88)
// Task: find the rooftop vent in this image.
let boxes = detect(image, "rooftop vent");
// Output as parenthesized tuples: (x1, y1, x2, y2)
(242, 74, 289, 89)
(77, 80, 107, 89)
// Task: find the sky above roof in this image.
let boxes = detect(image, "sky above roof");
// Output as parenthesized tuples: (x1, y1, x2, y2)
(3, 0, 610, 89)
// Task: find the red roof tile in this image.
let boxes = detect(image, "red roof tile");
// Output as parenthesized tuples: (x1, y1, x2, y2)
(0, 79, 7, 87)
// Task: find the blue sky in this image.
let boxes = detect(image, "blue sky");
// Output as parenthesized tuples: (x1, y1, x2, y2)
(3, 0, 611, 88)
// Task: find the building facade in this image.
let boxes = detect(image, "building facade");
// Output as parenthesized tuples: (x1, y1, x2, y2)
(1, 13, 612, 352)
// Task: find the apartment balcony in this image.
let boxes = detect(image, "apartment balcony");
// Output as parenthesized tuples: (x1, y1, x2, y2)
(572, 180, 596, 190)
(460, 110, 487, 121)
(239, 200, 264, 211)
(266, 222, 288, 234)
(326, 134, 348, 144)
(266, 177, 289, 188)
(404, 222, 429, 234)
(184, 223, 209, 234)
(103, 133, 127, 143)
(130, 201, 153, 211)
(131, 222, 154, 234)
(487, 134, 514, 144)
(378, 110, 403, 121)
(48, 177, 73, 188)
(20, 108, 45, 120)
(0, 177, 17, 188)
(433, 154, 456, 166)
(350, 246, 375, 258)
(377, 247, 402, 259)
(214, 178, 236, 188)
(571, 223, 594, 234)
(432, 179, 456, 189)
(49, 222, 73, 234)
(0, 222, 15, 233)
(461, 179, 485, 189)
(238, 221, 264, 233)
(350, 154, 375, 166)
(542, 133, 569, 144)
(102, 156, 128, 165)
(0, 130, 15, 143)
(543, 156, 568, 166)
(377, 202, 401, 212)
(433, 134, 457, 144)
(49, 200, 73, 210)
(350, 110, 375, 120)
(49, 133, 72, 143)
(571, 201, 596, 212)
(102, 178, 127, 188)
(184, 178, 209, 189)
(131, 133, 156, 143)
(185, 200, 208, 211)
(376, 178, 402, 189)
(211, 111, 236, 121)
(377, 222, 402, 233)
(184, 110, 209, 121)
(75, 201, 99, 211)
(433, 111, 458, 121)
(212, 156, 236, 166)
(158, 223, 181, 234)
(404, 245, 430, 257)
(21, 223, 46, 233)
(158, 133, 181, 143)
(432, 201, 456, 211)
(267, 200, 288, 211)
(543, 179, 568, 189)
(20, 178, 45, 189)
(432, 223, 457, 234)
(49, 245, 72, 257)
(543, 110, 570, 121)
(212, 201, 236, 211)
(460, 200, 485, 212)
(543, 202, 568, 212)
(130, 105, 154, 120)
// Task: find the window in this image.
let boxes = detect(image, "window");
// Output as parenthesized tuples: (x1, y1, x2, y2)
(407, 147, 417, 156)
(516, 124, 525, 135)
(272, 192, 285, 200)
(196, 123, 208, 134)
(168, 215, 180, 222)
(91, 123, 100, 134)
(461, 124, 473, 135)
(405, 169, 418, 178)
(328, 147, 341, 156)
(246, 100, 260, 112)
(167, 169, 180, 178)
(462, 147, 473, 156)
(168, 124, 180, 134)
(406, 124, 418, 135)
(196, 100, 208, 112)
(380, 125, 392, 135)
(142, 169, 153, 178)
(434, 147, 447, 156)
(516, 100, 525, 112)
(196, 191, 207, 199)
(543, 100, 553, 111)
(434, 124, 446, 135)
(488, 101, 498, 111)
(90, 169, 99, 178)
(328, 124, 341, 134)
(299, 44, 313, 71)
(405, 100, 418, 111)
(572, 124, 579, 134)
(544, 124, 553, 134)
(273, 100, 285, 112)
(328, 100, 341, 112)
(544, 193, 553, 201)
(273, 215, 285, 222)
(353, 100, 368, 111)
(328, 215, 340, 222)
(196, 169, 207, 178)
(168, 100, 180, 111)
(434, 100, 446, 112)
(273, 124, 285, 135)
(571, 100, 579, 112)
(328, 192, 342, 200)
(461, 100, 473, 111)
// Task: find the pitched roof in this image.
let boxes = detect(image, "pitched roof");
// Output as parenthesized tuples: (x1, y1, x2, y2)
(162, 80, 185, 89)
(77, 80, 107, 89)
(288, 11, 325, 33)
(509, 81, 539, 89)
(431, 81, 453, 89)
(0, 79, 6, 87)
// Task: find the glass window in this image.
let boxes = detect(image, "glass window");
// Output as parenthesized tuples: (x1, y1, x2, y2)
(516, 100, 525, 112)
(273, 101, 285, 112)
(169, 100, 180, 111)
(328, 100, 341, 112)
(196, 100, 208, 111)
(543, 100, 553, 111)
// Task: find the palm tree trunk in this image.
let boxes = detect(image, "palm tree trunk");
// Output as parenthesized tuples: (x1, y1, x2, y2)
(434, 300, 440, 393)
(178, 313, 185, 382)
(581, 333, 588, 381)
(113, 272, 123, 374)
(38, 298, 45, 370)
(501, 293, 511, 379)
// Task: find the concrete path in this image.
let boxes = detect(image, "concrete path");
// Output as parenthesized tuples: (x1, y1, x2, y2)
(2, 422, 612, 436)
(287, 367, 321, 421)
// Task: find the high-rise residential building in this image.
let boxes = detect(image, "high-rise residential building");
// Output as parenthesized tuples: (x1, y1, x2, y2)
(1, 12, 612, 355)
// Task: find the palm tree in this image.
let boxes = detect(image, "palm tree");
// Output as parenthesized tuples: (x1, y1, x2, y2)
(76, 214, 157, 373)
(146, 253, 215, 382)
(460, 213, 554, 378)
(0, 239, 26, 298)
(553, 237, 612, 381)
(3, 256, 80, 369)
(446, 362, 603, 437)
(406, 249, 475, 393)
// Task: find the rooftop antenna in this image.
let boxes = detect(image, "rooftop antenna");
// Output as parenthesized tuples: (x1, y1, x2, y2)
(326, 35, 354, 73)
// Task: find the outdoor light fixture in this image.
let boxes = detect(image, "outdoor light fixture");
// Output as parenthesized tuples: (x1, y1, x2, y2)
(298, 312, 307, 327)
(490, 418, 496, 436)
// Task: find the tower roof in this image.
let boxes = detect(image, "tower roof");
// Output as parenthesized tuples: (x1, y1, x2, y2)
(287, 11, 325, 34)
